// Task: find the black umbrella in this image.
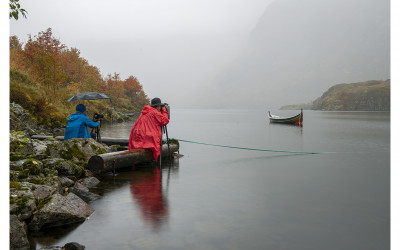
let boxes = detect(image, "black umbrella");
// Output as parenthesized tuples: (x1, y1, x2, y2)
(67, 92, 111, 102)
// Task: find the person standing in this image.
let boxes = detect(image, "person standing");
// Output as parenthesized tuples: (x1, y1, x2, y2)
(128, 98, 169, 161)
(64, 104, 100, 140)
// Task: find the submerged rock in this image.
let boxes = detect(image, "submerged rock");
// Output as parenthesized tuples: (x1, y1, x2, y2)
(29, 193, 94, 231)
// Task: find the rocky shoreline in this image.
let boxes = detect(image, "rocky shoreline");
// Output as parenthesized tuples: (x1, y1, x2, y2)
(9, 104, 123, 250)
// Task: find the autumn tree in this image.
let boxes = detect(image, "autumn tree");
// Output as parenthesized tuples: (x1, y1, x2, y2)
(106, 73, 124, 100)
(9, 36, 25, 71)
(124, 76, 142, 97)
(22, 28, 67, 94)
(60, 48, 88, 85)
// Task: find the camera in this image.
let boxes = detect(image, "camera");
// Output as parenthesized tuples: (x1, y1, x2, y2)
(93, 113, 104, 121)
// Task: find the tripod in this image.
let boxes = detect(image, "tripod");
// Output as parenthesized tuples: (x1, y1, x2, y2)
(159, 125, 171, 168)
(90, 120, 102, 143)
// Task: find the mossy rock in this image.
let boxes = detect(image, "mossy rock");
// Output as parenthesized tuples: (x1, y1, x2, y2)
(10, 152, 27, 161)
(42, 158, 84, 178)
(45, 138, 109, 165)
(10, 131, 34, 155)
(21, 159, 43, 175)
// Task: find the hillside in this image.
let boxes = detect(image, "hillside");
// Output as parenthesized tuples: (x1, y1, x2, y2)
(281, 79, 390, 111)
(10, 28, 150, 128)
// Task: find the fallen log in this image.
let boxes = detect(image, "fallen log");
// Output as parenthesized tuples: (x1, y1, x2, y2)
(88, 140, 179, 174)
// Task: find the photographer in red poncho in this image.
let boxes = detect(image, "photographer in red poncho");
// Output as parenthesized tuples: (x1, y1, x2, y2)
(128, 98, 169, 161)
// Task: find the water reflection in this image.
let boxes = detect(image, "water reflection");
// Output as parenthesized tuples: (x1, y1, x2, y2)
(130, 166, 169, 232)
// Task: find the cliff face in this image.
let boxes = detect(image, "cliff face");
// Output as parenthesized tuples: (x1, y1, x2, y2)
(311, 80, 390, 111)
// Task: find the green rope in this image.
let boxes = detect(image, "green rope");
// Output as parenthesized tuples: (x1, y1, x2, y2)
(172, 138, 333, 155)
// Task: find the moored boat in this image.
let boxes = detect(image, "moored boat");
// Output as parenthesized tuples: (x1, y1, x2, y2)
(268, 109, 303, 126)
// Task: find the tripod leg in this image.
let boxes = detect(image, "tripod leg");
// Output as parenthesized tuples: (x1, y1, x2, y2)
(165, 126, 171, 160)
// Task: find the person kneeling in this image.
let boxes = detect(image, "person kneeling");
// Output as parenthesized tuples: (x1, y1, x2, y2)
(64, 104, 100, 140)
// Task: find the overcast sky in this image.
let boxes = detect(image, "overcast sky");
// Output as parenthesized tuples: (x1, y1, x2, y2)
(9, 0, 273, 108)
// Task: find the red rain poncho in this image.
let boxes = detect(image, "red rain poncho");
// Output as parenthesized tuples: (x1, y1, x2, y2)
(128, 105, 169, 160)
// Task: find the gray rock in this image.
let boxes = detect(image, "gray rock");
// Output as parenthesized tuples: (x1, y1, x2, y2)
(29, 193, 94, 231)
(38, 247, 63, 250)
(45, 138, 108, 163)
(80, 177, 100, 189)
(63, 242, 85, 250)
(38, 242, 85, 250)
(70, 182, 101, 203)
(10, 215, 30, 250)
(19, 182, 57, 201)
(42, 158, 84, 178)
(57, 176, 75, 188)
(10, 188, 37, 221)
(10, 131, 34, 156)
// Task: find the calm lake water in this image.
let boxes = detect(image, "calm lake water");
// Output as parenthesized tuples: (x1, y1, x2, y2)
(30, 109, 390, 250)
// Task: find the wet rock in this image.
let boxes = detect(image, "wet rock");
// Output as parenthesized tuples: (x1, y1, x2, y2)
(69, 182, 101, 203)
(29, 193, 94, 231)
(38, 242, 85, 250)
(10, 215, 30, 250)
(63, 242, 85, 250)
(10, 187, 37, 221)
(18, 182, 58, 201)
(45, 138, 108, 165)
(32, 139, 58, 155)
(80, 176, 100, 188)
(10, 103, 50, 136)
(10, 131, 34, 156)
(42, 158, 84, 178)
(58, 176, 75, 188)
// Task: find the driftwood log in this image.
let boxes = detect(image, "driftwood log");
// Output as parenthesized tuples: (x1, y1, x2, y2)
(87, 140, 179, 174)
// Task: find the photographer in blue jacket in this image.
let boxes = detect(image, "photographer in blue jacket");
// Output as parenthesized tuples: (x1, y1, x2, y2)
(64, 104, 99, 140)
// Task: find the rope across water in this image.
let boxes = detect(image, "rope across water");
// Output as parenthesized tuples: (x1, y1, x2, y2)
(170, 138, 333, 155)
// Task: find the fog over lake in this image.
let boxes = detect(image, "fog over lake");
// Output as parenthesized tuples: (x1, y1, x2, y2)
(10, 0, 390, 109)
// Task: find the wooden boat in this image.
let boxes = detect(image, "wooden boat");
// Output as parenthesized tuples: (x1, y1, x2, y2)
(268, 109, 303, 126)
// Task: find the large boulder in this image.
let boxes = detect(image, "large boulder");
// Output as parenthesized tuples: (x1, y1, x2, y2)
(29, 193, 94, 231)
(42, 158, 84, 178)
(45, 138, 108, 165)
(10, 215, 30, 250)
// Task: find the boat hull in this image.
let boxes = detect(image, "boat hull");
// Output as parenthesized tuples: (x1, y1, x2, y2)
(268, 110, 303, 126)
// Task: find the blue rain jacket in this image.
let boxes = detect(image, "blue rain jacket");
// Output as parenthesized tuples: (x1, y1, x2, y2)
(64, 112, 100, 140)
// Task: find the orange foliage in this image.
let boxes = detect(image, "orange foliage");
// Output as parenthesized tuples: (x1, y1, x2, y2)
(10, 27, 150, 123)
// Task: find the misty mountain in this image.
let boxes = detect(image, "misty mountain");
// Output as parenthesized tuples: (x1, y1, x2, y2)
(202, 0, 389, 109)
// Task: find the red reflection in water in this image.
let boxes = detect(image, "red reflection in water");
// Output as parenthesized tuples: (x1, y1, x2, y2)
(130, 167, 168, 231)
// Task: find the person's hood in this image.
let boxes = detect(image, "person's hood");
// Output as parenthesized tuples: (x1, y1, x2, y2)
(141, 105, 157, 115)
(68, 112, 85, 122)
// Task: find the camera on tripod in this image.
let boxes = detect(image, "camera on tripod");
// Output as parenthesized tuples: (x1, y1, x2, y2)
(91, 112, 104, 142)
(93, 113, 104, 122)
